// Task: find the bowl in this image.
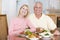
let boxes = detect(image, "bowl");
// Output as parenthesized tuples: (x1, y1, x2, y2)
(42, 37, 51, 40)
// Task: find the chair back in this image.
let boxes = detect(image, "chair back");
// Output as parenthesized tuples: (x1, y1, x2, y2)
(47, 14, 57, 25)
(0, 14, 8, 40)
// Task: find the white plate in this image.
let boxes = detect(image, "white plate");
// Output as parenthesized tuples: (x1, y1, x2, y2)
(29, 38, 39, 40)
(39, 32, 53, 37)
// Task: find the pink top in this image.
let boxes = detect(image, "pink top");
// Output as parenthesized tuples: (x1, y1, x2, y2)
(8, 17, 36, 35)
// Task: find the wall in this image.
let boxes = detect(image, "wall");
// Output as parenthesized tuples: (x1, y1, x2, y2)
(0, 0, 2, 13)
(49, 0, 60, 9)
(2, 0, 17, 26)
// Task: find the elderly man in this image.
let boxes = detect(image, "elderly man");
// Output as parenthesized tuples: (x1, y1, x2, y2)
(28, 2, 60, 35)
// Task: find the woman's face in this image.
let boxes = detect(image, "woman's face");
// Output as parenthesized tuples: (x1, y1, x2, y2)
(20, 5, 28, 17)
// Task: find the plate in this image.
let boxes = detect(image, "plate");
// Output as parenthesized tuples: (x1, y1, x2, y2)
(29, 38, 39, 40)
(26, 36, 38, 40)
(39, 32, 54, 37)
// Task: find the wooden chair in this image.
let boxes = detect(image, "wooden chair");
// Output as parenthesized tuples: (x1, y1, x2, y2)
(0, 14, 8, 40)
(46, 14, 57, 25)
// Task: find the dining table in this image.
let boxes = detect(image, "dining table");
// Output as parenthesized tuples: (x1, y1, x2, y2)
(8, 35, 60, 40)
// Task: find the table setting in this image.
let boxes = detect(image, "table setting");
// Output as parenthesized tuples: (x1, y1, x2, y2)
(16, 28, 60, 40)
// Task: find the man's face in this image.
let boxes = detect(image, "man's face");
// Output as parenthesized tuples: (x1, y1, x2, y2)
(34, 3, 42, 15)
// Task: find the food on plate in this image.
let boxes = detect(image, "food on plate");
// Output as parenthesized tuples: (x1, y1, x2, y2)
(45, 33, 49, 36)
(25, 29, 32, 35)
(28, 34, 35, 38)
(43, 30, 48, 32)
(40, 32, 53, 37)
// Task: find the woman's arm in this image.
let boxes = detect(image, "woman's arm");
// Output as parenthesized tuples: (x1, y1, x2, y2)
(8, 19, 23, 35)
(26, 19, 36, 32)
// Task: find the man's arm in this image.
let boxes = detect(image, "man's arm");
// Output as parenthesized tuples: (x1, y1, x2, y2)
(50, 28, 57, 33)
(47, 16, 60, 35)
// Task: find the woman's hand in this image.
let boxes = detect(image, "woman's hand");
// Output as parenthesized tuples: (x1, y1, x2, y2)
(20, 31, 24, 34)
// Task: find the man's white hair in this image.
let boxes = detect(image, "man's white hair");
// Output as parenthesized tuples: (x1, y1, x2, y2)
(34, 1, 43, 6)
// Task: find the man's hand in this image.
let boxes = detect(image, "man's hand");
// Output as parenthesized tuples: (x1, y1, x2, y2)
(53, 30, 60, 35)
(50, 28, 60, 35)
